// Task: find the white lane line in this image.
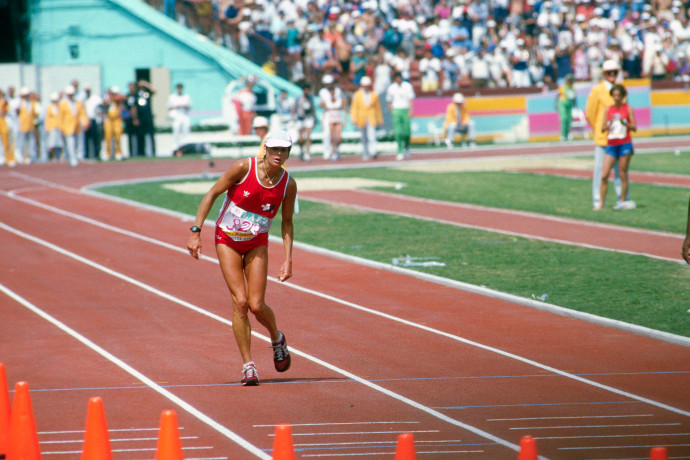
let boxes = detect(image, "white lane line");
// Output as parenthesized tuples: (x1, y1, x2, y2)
(560, 443, 690, 451)
(3, 192, 690, 419)
(40, 427, 164, 434)
(0, 280, 271, 460)
(301, 450, 485, 457)
(43, 446, 214, 455)
(276, 431, 440, 437)
(511, 423, 681, 430)
(0, 222, 528, 456)
(488, 415, 654, 421)
(299, 195, 679, 263)
(41, 436, 198, 444)
(253, 421, 421, 427)
(537, 433, 690, 440)
(293, 440, 464, 446)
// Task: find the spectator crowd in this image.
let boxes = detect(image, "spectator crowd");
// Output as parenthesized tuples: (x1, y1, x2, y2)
(148, 0, 690, 91)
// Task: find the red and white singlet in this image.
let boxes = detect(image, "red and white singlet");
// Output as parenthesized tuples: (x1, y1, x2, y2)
(215, 157, 289, 251)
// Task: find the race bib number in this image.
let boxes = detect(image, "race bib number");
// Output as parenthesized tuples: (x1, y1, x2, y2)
(219, 201, 272, 241)
(608, 118, 627, 140)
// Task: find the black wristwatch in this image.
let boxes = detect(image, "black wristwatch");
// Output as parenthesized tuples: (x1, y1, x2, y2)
(190, 225, 201, 233)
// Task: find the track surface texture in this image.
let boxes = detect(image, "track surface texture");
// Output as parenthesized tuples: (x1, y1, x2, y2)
(2, 138, 689, 460)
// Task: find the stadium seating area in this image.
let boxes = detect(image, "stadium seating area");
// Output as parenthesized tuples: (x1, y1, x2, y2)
(144, 0, 690, 96)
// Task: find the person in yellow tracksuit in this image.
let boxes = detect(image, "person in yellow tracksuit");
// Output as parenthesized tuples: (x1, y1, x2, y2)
(443, 92, 476, 148)
(350, 76, 383, 161)
(585, 59, 629, 209)
(43, 93, 63, 162)
(17, 87, 38, 164)
(58, 85, 89, 167)
(103, 87, 124, 161)
(0, 89, 15, 166)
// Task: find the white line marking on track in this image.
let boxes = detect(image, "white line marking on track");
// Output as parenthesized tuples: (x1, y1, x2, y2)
(40, 436, 198, 444)
(293, 440, 464, 446)
(488, 415, 654, 421)
(560, 443, 690, 450)
(270, 430, 440, 437)
(253, 421, 421, 427)
(511, 423, 681, 430)
(301, 450, 485, 457)
(536, 433, 690, 440)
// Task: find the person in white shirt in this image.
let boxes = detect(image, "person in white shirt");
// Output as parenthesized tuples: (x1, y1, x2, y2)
(419, 49, 442, 92)
(318, 74, 345, 161)
(167, 83, 192, 155)
(386, 72, 415, 160)
(83, 85, 103, 160)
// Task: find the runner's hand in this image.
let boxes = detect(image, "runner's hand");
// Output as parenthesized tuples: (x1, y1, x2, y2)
(187, 234, 201, 260)
(278, 260, 292, 282)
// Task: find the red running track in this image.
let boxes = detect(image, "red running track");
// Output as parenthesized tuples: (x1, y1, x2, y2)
(1, 143, 689, 460)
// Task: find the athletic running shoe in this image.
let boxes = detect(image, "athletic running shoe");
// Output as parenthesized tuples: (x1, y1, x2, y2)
(613, 200, 636, 210)
(621, 200, 636, 210)
(272, 332, 291, 372)
(241, 362, 259, 386)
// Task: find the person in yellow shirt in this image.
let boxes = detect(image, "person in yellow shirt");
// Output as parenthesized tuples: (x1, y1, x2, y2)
(0, 89, 14, 167)
(350, 76, 383, 161)
(585, 59, 629, 209)
(17, 87, 38, 164)
(58, 85, 89, 167)
(443, 93, 475, 148)
(103, 87, 124, 161)
(43, 92, 63, 162)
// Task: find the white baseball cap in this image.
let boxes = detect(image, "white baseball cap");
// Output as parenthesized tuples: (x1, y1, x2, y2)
(322, 74, 335, 85)
(360, 76, 372, 86)
(602, 59, 620, 72)
(264, 130, 292, 148)
(453, 92, 465, 103)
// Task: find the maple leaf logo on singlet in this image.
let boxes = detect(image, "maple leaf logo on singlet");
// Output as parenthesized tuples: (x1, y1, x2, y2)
(261, 203, 273, 212)
(243, 191, 250, 197)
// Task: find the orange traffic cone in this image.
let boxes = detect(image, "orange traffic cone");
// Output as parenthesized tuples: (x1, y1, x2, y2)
(517, 435, 538, 460)
(394, 433, 417, 460)
(6, 381, 41, 460)
(271, 424, 295, 460)
(0, 364, 11, 458)
(81, 397, 112, 460)
(650, 447, 668, 460)
(155, 410, 183, 460)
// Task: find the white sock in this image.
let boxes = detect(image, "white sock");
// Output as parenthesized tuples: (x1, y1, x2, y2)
(272, 332, 284, 345)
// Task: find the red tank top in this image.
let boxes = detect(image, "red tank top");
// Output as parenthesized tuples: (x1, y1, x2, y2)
(215, 157, 289, 241)
(605, 103, 632, 146)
